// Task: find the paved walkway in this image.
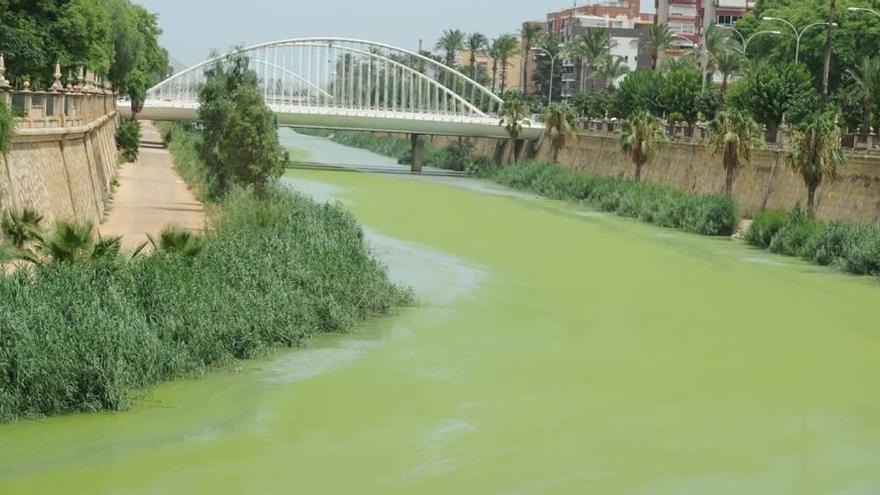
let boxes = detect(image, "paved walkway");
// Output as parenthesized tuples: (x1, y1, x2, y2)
(100, 121, 205, 249)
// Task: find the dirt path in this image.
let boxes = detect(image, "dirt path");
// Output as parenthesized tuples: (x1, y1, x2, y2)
(99, 121, 204, 249)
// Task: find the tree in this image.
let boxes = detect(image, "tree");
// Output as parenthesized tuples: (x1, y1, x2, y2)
(713, 49, 744, 96)
(707, 110, 764, 195)
(198, 50, 289, 197)
(620, 110, 667, 181)
(499, 92, 529, 165)
(647, 24, 673, 70)
(521, 24, 544, 94)
(491, 34, 520, 94)
(615, 69, 665, 118)
(542, 104, 578, 163)
(596, 55, 630, 91)
(565, 29, 613, 91)
(435, 29, 465, 68)
(787, 113, 846, 217)
(725, 62, 819, 129)
(846, 55, 880, 138)
(532, 32, 564, 105)
(465, 33, 488, 80)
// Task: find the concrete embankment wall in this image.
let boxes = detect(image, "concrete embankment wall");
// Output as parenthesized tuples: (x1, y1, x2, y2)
(0, 114, 119, 226)
(427, 134, 880, 224)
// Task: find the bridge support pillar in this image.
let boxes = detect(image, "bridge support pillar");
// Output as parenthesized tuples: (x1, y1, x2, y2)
(410, 134, 424, 173)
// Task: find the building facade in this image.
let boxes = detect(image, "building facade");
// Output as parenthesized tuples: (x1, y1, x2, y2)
(656, 0, 754, 56)
(547, 1, 654, 37)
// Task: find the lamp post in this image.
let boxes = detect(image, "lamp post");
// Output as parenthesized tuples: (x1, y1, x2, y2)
(763, 17, 837, 64)
(532, 47, 561, 105)
(717, 26, 781, 56)
(848, 7, 880, 19)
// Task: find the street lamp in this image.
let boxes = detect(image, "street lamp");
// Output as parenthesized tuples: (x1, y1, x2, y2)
(849, 7, 880, 19)
(532, 47, 561, 105)
(716, 26, 781, 56)
(763, 17, 837, 63)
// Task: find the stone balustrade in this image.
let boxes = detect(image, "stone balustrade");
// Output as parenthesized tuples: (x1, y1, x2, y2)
(1, 58, 117, 130)
(575, 117, 879, 156)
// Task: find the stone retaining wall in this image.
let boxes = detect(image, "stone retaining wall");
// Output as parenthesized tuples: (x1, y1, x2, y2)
(429, 133, 880, 224)
(1, 113, 119, 226)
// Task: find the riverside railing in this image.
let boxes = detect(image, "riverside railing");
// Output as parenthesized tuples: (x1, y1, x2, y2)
(1, 57, 117, 131)
(576, 116, 879, 156)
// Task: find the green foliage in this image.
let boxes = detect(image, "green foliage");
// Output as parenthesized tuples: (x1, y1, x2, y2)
(613, 68, 717, 121)
(571, 91, 613, 118)
(542, 104, 578, 163)
(0, 185, 410, 420)
(148, 226, 204, 258)
(1, 209, 44, 250)
(0, 97, 14, 155)
(435, 29, 466, 67)
(747, 206, 880, 276)
(725, 62, 819, 128)
(787, 112, 846, 216)
(707, 110, 764, 194)
(745, 210, 788, 248)
(767, 207, 822, 257)
(0, 0, 165, 97)
(620, 110, 667, 181)
(614, 70, 665, 118)
(115, 118, 141, 162)
(197, 50, 289, 197)
(491, 161, 738, 236)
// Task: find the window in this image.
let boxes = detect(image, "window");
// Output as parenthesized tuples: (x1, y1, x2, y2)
(716, 15, 741, 25)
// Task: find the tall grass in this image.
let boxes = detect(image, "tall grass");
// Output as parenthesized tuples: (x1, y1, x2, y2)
(746, 208, 880, 276)
(0, 125, 411, 421)
(492, 161, 738, 236)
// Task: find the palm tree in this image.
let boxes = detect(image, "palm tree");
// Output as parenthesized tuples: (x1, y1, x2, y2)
(1, 209, 44, 249)
(491, 35, 520, 94)
(520, 23, 544, 94)
(846, 56, 880, 139)
(648, 24, 673, 70)
(542, 104, 578, 163)
(148, 226, 205, 258)
(499, 93, 529, 164)
(707, 110, 764, 195)
(565, 29, 613, 91)
(489, 43, 501, 93)
(713, 49, 744, 96)
(787, 113, 846, 217)
(465, 33, 488, 80)
(435, 29, 466, 68)
(42, 221, 96, 264)
(596, 55, 630, 91)
(620, 110, 667, 181)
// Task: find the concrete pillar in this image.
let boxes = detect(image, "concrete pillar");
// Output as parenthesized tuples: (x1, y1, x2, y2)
(656, 0, 670, 68)
(410, 134, 424, 173)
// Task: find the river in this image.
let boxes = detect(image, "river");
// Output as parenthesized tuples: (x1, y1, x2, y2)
(1, 129, 879, 494)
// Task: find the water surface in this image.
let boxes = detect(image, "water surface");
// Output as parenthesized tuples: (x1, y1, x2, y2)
(2, 132, 879, 494)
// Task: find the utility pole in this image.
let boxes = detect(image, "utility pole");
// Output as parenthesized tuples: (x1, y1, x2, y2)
(700, 0, 717, 93)
(821, 0, 836, 109)
(657, 0, 670, 68)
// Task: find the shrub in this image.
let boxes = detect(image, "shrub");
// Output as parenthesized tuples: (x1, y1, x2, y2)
(115, 118, 141, 162)
(493, 161, 738, 236)
(768, 207, 821, 257)
(745, 210, 787, 248)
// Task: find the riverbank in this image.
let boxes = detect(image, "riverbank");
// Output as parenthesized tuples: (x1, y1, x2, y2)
(0, 125, 410, 422)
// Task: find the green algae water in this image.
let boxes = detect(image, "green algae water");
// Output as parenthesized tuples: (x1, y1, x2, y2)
(2, 133, 880, 493)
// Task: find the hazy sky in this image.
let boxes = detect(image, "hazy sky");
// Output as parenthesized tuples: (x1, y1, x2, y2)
(138, 0, 656, 66)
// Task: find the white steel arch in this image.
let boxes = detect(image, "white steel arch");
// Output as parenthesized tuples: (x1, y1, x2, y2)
(144, 37, 504, 117)
(130, 37, 544, 139)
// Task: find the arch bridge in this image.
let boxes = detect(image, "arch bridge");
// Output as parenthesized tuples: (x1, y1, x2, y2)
(123, 38, 544, 170)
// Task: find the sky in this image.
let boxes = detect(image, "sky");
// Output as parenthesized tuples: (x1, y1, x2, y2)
(138, 0, 656, 67)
